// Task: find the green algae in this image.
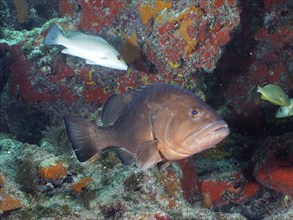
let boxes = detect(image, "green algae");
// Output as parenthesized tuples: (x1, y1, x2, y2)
(0, 18, 69, 46)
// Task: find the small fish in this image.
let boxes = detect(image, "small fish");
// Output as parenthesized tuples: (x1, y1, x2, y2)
(276, 98, 293, 118)
(63, 83, 229, 171)
(44, 23, 128, 70)
(257, 84, 290, 106)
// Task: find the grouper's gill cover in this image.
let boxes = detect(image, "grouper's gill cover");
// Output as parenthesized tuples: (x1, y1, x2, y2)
(63, 83, 230, 170)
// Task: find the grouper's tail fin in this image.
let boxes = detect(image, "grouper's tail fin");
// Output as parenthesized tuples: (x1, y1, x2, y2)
(63, 116, 102, 162)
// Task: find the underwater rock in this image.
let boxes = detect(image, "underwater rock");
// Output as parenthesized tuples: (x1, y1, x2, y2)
(0, 174, 22, 214)
(254, 132, 293, 197)
(198, 171, 260, 209)
(0, 0, 240, 105)
(0, 133, 254, 219)
(0, 0, 240, 141)
(176, 158, 199, 201)
(0, 0, 59, 31)
(206, 0, 292, 136)
(0, 194, 22, 214)
(139, 0, 240, 74)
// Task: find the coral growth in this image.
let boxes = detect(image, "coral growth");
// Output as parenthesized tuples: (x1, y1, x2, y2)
(72, 177, 93, 193)
(0, 176, 3, 188)
(139, 0, 173, 25)
(141, 1, 239, 74)
(78, 0, 126, 33)
(171, 5, 204, 55)
(254, 133, 293, 197)
(0, 194, 22, 213)
(39, 162, 67, 181)
(41, 125, 70, 154)
(0, 175, 22, 213)
(198, 174, 260, 208)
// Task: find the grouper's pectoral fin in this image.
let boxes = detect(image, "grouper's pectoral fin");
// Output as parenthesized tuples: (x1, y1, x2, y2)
(116, 148, 135, 166)
(157, 161, 171, 171)
(136, 140, 162, 171)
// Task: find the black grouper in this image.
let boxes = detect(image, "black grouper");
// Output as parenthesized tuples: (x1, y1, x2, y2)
(64, 83, 230, 170)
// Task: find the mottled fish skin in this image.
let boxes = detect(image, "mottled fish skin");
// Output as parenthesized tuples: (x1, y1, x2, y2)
(64, 83, 230, 171)
(44, 23, 128, 70)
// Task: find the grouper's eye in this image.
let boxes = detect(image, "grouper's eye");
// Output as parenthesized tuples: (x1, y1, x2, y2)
(190, 108, 200, 118)
(117, 55, 123, 61)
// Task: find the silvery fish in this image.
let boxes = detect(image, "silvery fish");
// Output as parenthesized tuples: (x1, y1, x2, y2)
(257, 84, 290, 106)
(44, 23, 128, 70)
(63, 83, 229, 171)
(276, 98, 293, 118)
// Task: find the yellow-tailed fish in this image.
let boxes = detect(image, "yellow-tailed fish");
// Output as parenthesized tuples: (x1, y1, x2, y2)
(257, 84, 290, 106)
(276, 98, 293, 118)
(44, 23, 128, 70)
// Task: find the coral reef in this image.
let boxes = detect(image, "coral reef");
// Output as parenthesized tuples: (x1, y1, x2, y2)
(0, 0, 292, 219)
(0, 134, 254, 219)
(206, 0, 293, 135)
(254, 132, 293, 197)
(140, 1, 239, 74)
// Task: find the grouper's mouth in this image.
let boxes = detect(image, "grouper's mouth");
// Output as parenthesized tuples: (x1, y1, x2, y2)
(183, 120, 230, 153)
(210, 120, 229, 135)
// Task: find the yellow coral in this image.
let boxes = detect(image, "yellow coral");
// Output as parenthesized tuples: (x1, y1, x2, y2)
(190, 5, 204, 17)
(139, 0, 172, 25)
(168, 61, 180, 69)
(139, 5, 154, 25)
(155, 0, 172, 11)
(170, 5, 203, 22)
(86, 68, 95, 85)
(166, 5, 203, 55)
(140, 2, 203, 55)
(180, 19, 198, 54)
(177, 6, 203, 55)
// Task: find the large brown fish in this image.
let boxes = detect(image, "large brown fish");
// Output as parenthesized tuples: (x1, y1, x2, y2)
(63, 83, 229, 170)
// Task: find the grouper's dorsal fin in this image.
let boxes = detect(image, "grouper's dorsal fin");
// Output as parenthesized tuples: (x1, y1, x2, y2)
(101, 85, 149, 126)
(101, 93, 133, 126)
